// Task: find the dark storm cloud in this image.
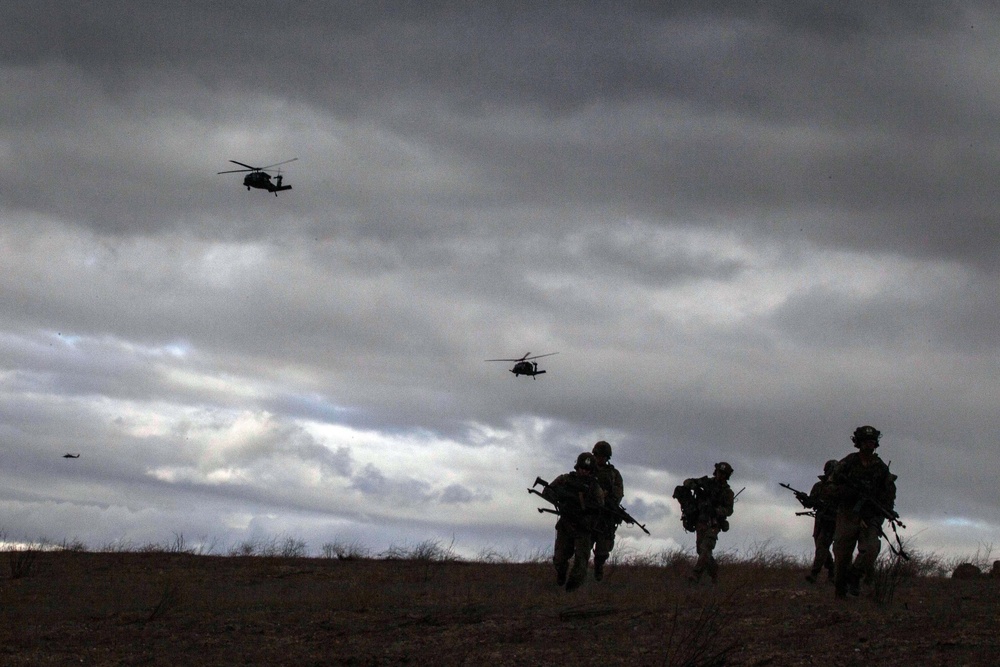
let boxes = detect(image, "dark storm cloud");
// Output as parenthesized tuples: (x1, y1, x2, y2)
(3, 2, 998, 265)
(2, 2, 999, 558)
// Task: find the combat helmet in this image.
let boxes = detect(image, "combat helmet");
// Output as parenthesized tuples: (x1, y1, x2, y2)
(592, 441, 613, 459)
(822, 459, 838, 478)
(714, 461, 734, 479)
(851, 425, 881, 448)
(575, 452, 597, 472)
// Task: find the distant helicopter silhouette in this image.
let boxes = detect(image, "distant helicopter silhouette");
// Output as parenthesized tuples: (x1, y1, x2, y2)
(218, 158, 297, 195)
(62, 453, 80, 459)
(486, 352, 558, 378)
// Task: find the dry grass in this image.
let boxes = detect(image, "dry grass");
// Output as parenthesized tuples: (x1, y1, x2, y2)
(0, 539, 996, 665)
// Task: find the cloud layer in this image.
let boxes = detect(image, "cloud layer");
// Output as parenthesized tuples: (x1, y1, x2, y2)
(1, 3, 998, 559)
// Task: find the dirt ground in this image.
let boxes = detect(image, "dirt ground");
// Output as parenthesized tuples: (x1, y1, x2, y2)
(0, 551, 996, 666)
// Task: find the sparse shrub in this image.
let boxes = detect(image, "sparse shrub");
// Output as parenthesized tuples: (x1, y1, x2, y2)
(380, 539, 459, 562)
(100, 539, 138, 553)
(59, 538, 88, 552)
(943, 542, 996, 576)
(277, 537, 308, 558)
(663, 591, 740, 666)
(228, 538, 263, 557)
(138, 541, 165, 553)
(892, 547, 946, 578)
(736, 539, 805, 569)
(411, 538, 459, 562)
(227, 535, 308, 558)
(322, 539, 371, 560)
(474, 545, 520, 563)
(167, 533, 190, 554)
(656, 546, 694, 569)
(523, 546, 551, 564)
(8, 548, 38, 579)
(871, 548, 911, 606)
(146, 580, 182, 622)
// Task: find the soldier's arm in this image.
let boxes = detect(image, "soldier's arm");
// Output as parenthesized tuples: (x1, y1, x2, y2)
(611, 470, 624, 506)
(803, 481, 824, 508)
(879, 471, 897, 513)
(593, 483, 606, 508)
(716, 487, 735, 518)
(541, 474, 568, 503)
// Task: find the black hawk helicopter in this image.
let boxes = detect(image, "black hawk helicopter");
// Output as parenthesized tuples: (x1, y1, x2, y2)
(486, 352, 558, 378)
(218, 158, 297, 195)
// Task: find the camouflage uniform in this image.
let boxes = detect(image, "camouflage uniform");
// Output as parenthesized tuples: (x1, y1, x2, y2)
(591, 442, 624, 581)
(543, 453, 605, 592)
(828, 426, 897, 598)
(804, 462, 838, 583)
(684, 462, 735, 583)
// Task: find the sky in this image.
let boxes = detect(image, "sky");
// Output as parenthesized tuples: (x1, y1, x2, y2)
(1, 2, 998, 562)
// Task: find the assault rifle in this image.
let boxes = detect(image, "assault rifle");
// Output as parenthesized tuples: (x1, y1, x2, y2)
(831, 465, 910, 561)
(779, 482, 810, 507)
(529, 477, 650, 535)
(848, 485, 909, 561)
(779, 482, 821, 517)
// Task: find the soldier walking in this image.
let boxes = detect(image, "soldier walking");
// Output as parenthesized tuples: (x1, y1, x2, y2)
(682, 462, 735, 584)
(804, 460, 838, 583)
(542, 452, 605, 591)
(590, 441, 624, 582)
(828, 425, 897, 598)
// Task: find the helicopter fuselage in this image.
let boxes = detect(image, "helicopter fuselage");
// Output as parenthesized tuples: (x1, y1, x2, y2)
(243, 171, 292, 193)
(511, 361, 545, 377)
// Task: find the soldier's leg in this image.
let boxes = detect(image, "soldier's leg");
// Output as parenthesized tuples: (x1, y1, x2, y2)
(806, 535, 824, 583)
(565, 531, 593, 591)
(592, 528, 615, 581)
(690, 525, 706, 581)
(818, 521, 836, 579)
(691, 524, 719, 582)
(832, 512, 860, 597)
(553, 526, 573, 586)
(808, 520, 836, 582)
(854, 522, 883, 589)
(704, 528, 720, 582)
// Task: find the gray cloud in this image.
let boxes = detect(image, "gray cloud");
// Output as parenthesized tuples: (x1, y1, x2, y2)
(0, 3, 997, 560)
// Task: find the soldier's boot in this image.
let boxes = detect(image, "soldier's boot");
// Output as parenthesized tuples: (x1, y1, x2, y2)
(805, 571, 818, 584)
(834, 567, 849, 599)
(593, 557, 606, 582)
(848, 568, 862, 597)
(688, 569, 702, 584)
(565, 576, 583, 592)
(555, 564, 568, 587)
(707, 562, 719, 584)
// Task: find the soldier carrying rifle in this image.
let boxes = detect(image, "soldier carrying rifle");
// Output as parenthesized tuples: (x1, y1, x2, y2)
(529, 451, 650, 591)
(534, 452, 605, 591)
(590, 441, 624, 582)
(827, 425, 900, 599)
(781, 459, 838, 584)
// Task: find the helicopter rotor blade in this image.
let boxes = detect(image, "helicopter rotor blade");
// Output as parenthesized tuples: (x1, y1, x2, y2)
(523, 352, 558, 361)
(217, 168, 254, 174)
(228, 160, 259, 170)
(260, 158, 298, 170)
(485, 358, 521, 362)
